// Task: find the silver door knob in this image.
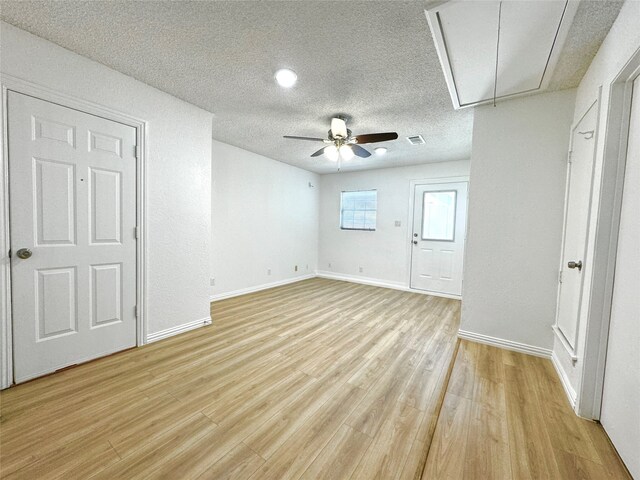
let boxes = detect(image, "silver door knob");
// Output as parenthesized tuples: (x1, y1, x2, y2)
(16, 248, 32, 259)
(568, 260, 582, 271)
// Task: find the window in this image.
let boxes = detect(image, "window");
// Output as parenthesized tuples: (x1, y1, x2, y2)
(340, 190, 377, 231)
(422, 190, 456, 241)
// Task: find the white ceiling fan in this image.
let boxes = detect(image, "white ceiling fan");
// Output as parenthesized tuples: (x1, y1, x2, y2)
(284, 117, 398, 164)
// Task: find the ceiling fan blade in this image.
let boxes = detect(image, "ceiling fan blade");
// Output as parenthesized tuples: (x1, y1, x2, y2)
(310, 147, 326, 157)
(351, 145, 371, 158)
(283, 135, 326, 142)
(331, 118, 348, 138)
(354, 132, 398, 144)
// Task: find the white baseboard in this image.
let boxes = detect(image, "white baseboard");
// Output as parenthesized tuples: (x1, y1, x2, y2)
(146, 316, 212, 344)
(316, 271, 460, 299)
(551, 349, 578, 408)
(458, 329, 553, 358)
(317, 271, 406, 290)
(210, 274, 316, 302)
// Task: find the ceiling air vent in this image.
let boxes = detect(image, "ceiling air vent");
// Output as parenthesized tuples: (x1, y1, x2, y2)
(407, 135, 425, 145)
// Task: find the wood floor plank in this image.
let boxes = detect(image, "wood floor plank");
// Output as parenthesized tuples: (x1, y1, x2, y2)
(89, 413, 218, 480)
(299, 424, 372, 480)
(463, 397, 512, 479)
(3, 435, 120, 480)
(247, 384, 367, 480)
(2, 280, 630, 480)
(423, 341, 632, 480)
(350, 401, 423, 480)
(0, 278, 460, 480)
(422, 392, 472, 479)
(504, 365, 562, 478)
(195, 443, 264, 480)
(243, 354, 367, 459)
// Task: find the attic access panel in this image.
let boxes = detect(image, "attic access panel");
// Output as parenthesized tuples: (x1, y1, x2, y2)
(425, 0, 578, 109)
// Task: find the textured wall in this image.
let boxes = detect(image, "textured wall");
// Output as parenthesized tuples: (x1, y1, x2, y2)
(210, 140, 319, 298)
(318, 161, 470, 287)
(461, 89, 576, 351)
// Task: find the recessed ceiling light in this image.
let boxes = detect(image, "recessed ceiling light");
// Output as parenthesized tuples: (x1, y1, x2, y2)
(275, 68, 297, 88)
(375, 147, 387, 155)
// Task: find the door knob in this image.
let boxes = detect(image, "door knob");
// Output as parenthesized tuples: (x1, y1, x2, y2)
(412, 240, 418, 245)
(16, 248, 32, 259)
(568, 260, 582, 271)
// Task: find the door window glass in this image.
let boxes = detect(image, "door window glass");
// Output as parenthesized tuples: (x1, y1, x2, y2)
(422, 190, 456, 241)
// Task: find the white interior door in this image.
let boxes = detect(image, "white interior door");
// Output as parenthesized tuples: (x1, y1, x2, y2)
(555, 102, 598, 351)
(600, 75, 640, 479)
(8, 91, 137, 383)
(410, 182, 468, 296)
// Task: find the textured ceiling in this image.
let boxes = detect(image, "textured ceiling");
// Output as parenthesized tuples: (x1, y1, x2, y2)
(0, 1, 623, 173)
(547, 0, 624, 90)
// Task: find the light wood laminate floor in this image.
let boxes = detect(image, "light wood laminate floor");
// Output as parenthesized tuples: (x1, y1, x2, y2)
(0, 278, 460, 479)
(423, 340, 631, 479)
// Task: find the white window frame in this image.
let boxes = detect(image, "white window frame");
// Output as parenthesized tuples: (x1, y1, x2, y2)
(340, 190, 377, 231)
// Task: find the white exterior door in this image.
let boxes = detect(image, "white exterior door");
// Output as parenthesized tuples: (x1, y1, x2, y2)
(410, 182, 468, 296)
(8, 92, 137, 383)
(555, 102, 598, 351)
(600, 75, 640, 479)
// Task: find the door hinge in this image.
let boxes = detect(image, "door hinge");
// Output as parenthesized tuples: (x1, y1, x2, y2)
(7, 249, 11, 258)
(134, 305, 138, 318)
(134, 145, 140, 158)
(134, 226, 139, 239)
(568, 151, 573, 164)
(558, 270, 563, 284)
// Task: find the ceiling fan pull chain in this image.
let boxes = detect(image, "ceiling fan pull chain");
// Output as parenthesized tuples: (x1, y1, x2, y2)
(493, 1, 503, 107)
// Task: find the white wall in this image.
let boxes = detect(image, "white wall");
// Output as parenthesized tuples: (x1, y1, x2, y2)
(0, 22, 213, 342)
(461, 89, 576, 354)
(318, 161, 470, 288)
(211, 141, 319, 299)
(553, 1, 640, 400)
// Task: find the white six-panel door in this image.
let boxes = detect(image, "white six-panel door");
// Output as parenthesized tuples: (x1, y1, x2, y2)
(410, 182, 468, 296)
(8, 92, 137, 383)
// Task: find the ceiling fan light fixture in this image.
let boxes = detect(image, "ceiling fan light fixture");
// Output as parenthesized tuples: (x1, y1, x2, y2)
(324, 145, 339, 161)
(339, 144, 354, 160)
(375, 147, 387, 155)
(274, 68, 297, 88)
(331, 118, 348, 138)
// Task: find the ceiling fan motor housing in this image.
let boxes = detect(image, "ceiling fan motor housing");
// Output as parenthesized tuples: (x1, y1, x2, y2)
(328, 128, 352, 142)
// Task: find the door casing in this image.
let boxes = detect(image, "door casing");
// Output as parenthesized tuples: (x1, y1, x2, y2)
(0, 74, 148, 389)
(574, 48, 640, 420)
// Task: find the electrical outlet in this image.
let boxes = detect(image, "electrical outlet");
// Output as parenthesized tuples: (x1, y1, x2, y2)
(295, 265, 298, 272)
(267, 269, 271, 275)
(328, 262, 332, 268)
(210, 278, 215, 286)
(395, 220, 401, 227)
(306, 264, 308, 270)
(359, 266, 363, 273)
